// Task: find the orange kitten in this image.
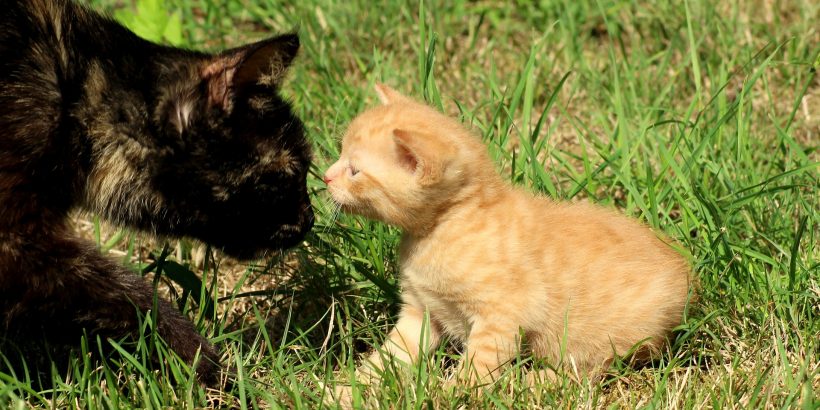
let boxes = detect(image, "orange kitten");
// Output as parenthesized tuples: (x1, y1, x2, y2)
(324, 84, 694, 383)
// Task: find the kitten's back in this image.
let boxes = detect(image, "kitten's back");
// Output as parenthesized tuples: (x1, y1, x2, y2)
(433, 187, 692, 370)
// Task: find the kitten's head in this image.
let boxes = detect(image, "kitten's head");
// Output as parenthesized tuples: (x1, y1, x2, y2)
(87, 34, 313, 259)
(323, 84, 494, 231)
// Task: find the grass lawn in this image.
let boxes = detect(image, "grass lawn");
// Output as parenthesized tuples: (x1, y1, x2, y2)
(2, 0, 818, 408)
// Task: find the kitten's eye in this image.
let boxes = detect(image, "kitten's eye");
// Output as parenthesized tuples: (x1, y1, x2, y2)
(349, 166, 360, 177)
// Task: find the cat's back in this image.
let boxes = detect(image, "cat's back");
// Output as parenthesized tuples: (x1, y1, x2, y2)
(521, 193, 692, 351)
(0, 0, 132, 151)
(538, 197, 687, 269)
(0, 0, 70, 168)
(1, 0, 71, 61)
(0, 0, 111, 216)
(426, 186, 691, 308)
(484, 190, 691, 361)
(0, 0, 78, 113)
(0, 0, 125, 93)
(506, 193, 690, 295)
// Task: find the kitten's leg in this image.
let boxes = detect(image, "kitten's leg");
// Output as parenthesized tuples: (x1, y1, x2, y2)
(1, 234, 221, 385)
(360, 303, 441, 380)
(329, 303, 440, 405)
(458, 318, 520, 384)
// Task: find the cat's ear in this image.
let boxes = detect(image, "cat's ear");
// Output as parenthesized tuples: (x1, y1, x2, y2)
(232, 34, 300, 89)
(375, 83, 406, 105)
(202, 34, 300, 110)
(392, 129, 449, 186)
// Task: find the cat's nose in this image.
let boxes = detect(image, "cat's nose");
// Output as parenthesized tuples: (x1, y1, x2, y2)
(322, 174, 332, 184)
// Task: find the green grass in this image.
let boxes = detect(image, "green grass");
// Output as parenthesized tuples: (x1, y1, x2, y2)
(3, 0, 819, 408)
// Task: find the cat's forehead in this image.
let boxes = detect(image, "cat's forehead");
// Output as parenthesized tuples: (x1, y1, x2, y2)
(342, 107, 395, 147)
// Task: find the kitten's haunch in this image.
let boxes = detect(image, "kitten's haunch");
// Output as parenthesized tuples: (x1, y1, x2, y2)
(0, 0, 313, 384)
(325, 84, 694, 385)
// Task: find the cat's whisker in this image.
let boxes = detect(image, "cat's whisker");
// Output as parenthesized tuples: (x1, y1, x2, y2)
(324, 201, 342, 235)
(315, 201, 342, 256)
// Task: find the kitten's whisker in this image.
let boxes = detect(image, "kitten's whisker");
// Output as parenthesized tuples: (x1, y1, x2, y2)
(316, 201, 342, 255)
(321, 201, 341, 236)
(329, 203, 342, 232)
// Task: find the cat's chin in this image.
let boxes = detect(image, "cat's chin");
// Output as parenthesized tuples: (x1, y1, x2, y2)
(218, 246, 268, 261)
(216, 235, 306, 261)
(209, 218, 314, 261)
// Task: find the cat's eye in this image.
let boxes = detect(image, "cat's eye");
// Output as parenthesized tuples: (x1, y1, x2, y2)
(349, 166, 360, 177)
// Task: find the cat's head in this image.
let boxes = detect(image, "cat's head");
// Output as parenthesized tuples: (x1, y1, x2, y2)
(158, 34, 315, 258)
(323, 84, 494, 231)
(87, 34, 313, 259)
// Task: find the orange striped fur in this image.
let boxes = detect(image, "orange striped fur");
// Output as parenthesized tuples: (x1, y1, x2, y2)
(324, 84, 694, 383)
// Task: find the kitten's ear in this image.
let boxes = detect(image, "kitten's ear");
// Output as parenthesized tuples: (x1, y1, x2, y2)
(202, 34, 300, 110)
(375, 83, 406, 105)
(392, 129, 449, 186)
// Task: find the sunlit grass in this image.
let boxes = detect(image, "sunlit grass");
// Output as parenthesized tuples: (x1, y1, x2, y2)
(1, 0, 817, 408)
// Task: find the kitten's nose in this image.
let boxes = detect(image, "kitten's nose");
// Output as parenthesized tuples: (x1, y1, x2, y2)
(322, 174, 332, 184)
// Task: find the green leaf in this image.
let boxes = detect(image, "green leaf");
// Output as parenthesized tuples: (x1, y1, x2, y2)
(113, 0, 185, 46)
(160, 260, 216, 318)
(162, 11, 184, 46)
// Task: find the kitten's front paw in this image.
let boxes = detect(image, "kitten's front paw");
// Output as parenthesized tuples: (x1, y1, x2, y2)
(319, 381, 355, 410)
(451, 361, 499, 389)
(441, 373, 486, 399)
(354, 363, 382, 385)
(355, 351, 391, 385)
(318, 377, 377, 410)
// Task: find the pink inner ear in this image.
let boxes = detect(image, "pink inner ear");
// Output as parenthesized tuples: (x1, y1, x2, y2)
(396, 143, 418, 173)
(392, 129, 420, 173)
(201, 54, 243, 110)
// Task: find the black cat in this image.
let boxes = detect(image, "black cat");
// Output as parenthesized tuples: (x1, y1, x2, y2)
(0, 0, 313, 384)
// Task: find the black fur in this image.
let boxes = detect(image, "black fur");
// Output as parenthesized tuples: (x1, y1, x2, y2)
(0, 0, 313, 384)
